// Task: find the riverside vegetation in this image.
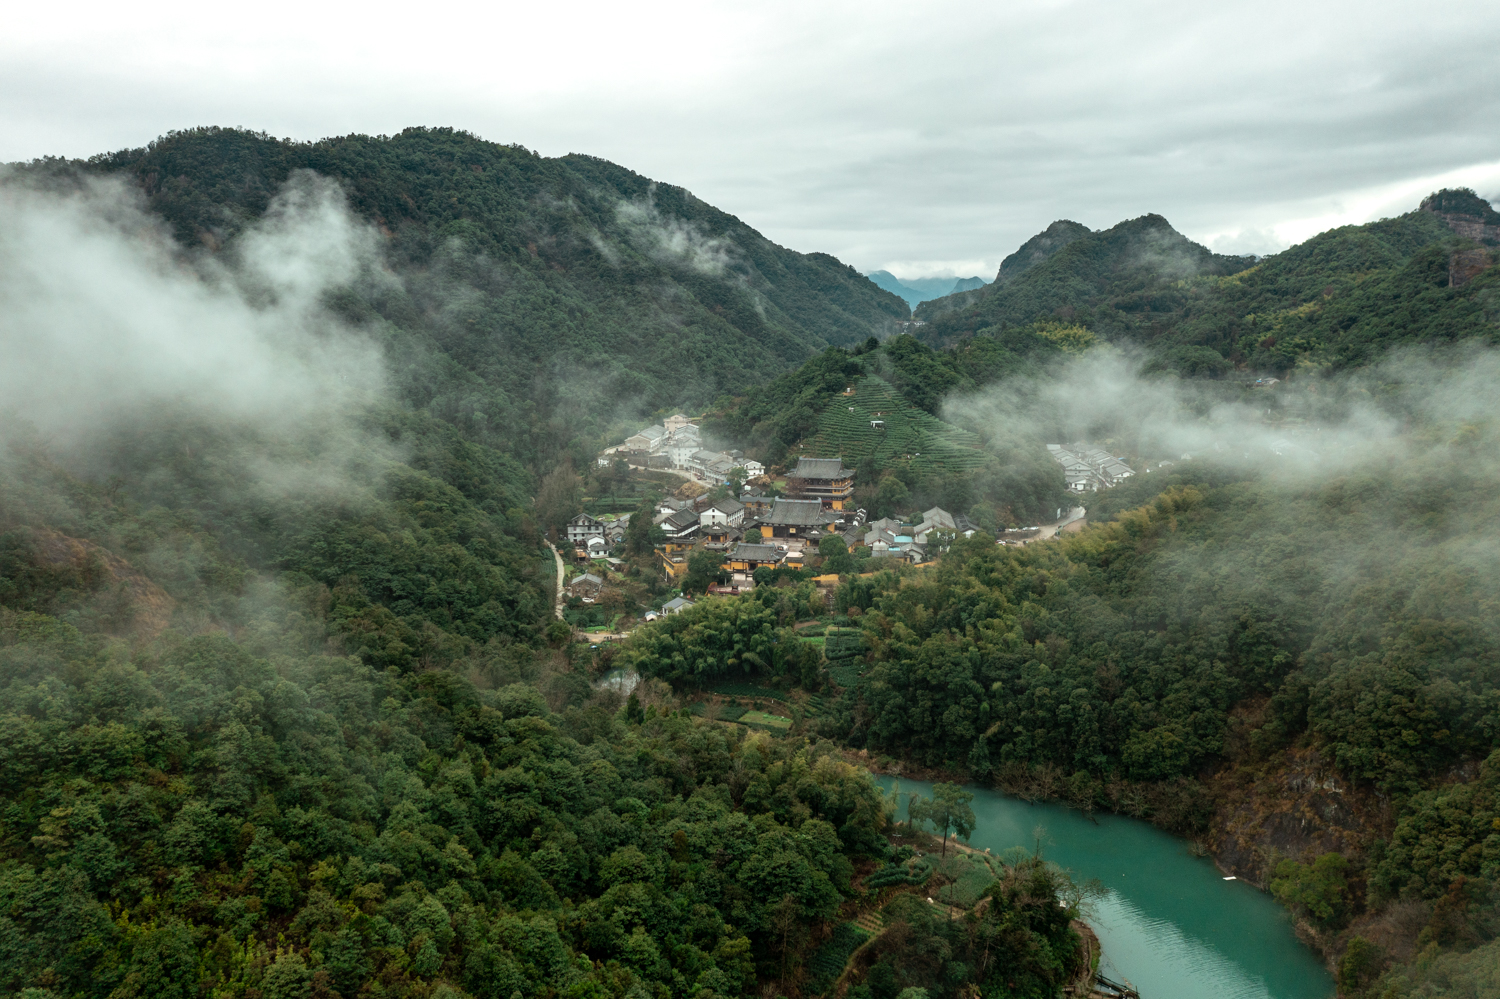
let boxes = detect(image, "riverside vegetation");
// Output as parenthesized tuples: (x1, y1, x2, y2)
(2, 126, 1499, 997)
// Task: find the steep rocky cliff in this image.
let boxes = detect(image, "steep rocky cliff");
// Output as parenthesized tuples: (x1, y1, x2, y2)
(1208, 748, 1392, 888)
(1420, 187, 1500, 244)
(1421, 188, 1500, 289)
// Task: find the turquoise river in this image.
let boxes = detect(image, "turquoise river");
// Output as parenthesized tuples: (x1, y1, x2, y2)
(878, 777, 1335, 999)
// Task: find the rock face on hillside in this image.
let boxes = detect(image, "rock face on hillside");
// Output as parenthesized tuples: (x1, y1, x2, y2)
(1208, 747, 1392, 887)
(1421, 188, 1500, 244)
(1421, 189, 1500, 289)
(1450, 248, 1493, 289)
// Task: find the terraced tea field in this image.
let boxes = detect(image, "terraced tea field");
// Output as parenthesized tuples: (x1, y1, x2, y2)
(804, 923, 871, 995)
(797, 376, 991, 475)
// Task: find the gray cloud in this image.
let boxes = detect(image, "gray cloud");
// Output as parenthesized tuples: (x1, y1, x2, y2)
(1, 0, 1497, 277)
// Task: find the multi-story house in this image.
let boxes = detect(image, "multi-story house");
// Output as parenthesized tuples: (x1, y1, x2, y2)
(785, 457, 855, 510)
(566, 513, 605, 546)
(625, 425, 667, 452)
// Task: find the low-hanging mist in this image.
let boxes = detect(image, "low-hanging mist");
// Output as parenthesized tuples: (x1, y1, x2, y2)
(943, 345, 1499, 480)
(0, 168, 393, 498)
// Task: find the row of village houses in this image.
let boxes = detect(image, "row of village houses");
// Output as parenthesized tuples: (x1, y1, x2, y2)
(602, 413, 765, 482)
(1047, 443, 1135, 493)
(566, 456, 980, 598)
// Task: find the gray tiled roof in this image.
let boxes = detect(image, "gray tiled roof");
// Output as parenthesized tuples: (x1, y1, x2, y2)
(762, 498, 830, 526)
(731, 543, 782, 562)
(791, 457, 851, 479)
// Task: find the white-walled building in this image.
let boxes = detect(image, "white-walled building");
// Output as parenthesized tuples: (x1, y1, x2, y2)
(567, 513, 606, 546)
(700, 498, 746, 528)
(1048, 443, 1134, 492)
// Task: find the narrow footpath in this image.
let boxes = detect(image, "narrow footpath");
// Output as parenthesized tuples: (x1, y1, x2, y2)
(545, 541, 565, 620)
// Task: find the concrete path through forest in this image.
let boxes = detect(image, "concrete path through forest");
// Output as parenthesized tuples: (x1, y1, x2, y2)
(545, 541, 565, 619)
(1032, 505, 1086, 542)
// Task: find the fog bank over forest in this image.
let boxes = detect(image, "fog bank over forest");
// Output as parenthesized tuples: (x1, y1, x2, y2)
(0, 169, 395, 496)
(944, 346, 1500, 478)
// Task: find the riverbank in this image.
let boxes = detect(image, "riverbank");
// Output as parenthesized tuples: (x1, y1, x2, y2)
(830, 827, 1123, 999)
(844, 748, 1211, 839)
(876, 775, 1335, 998)
(846, 742, 1378, 979)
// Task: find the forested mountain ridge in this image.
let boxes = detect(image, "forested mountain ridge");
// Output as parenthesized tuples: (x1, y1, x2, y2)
(7, 121, 1500, 999)
(0, 128, 1091, 999)
(912, 213, 1255, 331)
(913, 220, 1094, 321)
(14, 126, 907, 468)
(912, 192, 1499, 376)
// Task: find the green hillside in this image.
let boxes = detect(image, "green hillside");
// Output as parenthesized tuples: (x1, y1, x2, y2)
(13, 127, 907, 468)
(799, 374, 990, 478)
(9, 123, 1500, 999)
(913, 212, 1256, 335)
(913, 194, 1500, 374)
(705, 336, 1068, 523)
(0, 126, 956, 999)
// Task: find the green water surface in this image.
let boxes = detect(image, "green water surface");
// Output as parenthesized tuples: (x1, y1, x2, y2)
(879, 777, 1335, 999)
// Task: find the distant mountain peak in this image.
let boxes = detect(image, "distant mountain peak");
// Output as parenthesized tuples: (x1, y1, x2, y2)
(864, 270, 990, 310)
(994, 219, 1093, 287)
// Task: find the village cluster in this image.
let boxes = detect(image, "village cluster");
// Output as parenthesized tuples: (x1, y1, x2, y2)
(568, 457, 976, 583)
(564, 439, 981, 615)
(598, 413, 765, 483)
(1046, 442, 1137, 493)
(561, 417, 1142, 625)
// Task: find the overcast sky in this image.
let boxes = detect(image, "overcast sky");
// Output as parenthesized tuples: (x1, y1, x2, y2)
(5, 0, 1499, 278)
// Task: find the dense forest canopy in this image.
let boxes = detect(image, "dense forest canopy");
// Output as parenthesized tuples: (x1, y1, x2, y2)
(0, 130, 1103, 999)
(0, 429, 1095, 997)
(12, 126, 907, 471)
(3, 122, 1500, 999)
